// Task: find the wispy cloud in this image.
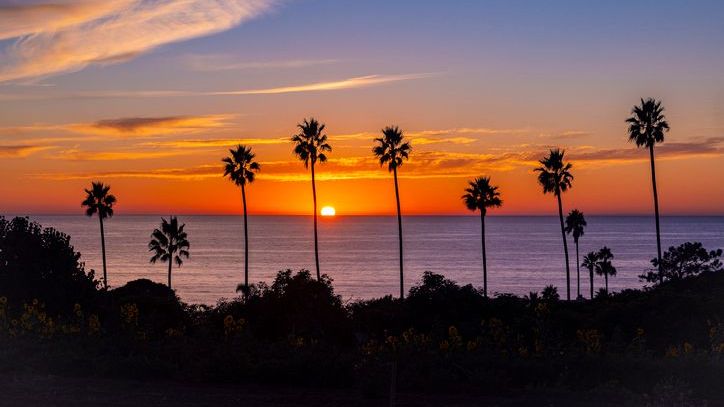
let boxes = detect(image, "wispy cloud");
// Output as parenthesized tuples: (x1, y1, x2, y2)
(0, 144, 53, 158)
(70, 114, 234, 136)
(182, 54, 338, 72)
(140, 137, 287, 148)
(0, 0, 276, 83)
(53, 148, 197, 161)
(209, 73, 435, 95)
(0, 73, 433, 100)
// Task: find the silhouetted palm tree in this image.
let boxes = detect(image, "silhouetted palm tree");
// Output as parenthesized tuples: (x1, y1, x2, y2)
(535, 149, 574, 300)
(81, 182, 116, 289)
(149, 216, 190, 290)
(462, 177, 502, 298)
(373, 126, 412, 299)
(594, 246, 616, 293)
(582, 251, 598, 299)
(565, 209, 587, 299)
(626, 98, 669, 284)
(292, 118, 331, 281)
(222, 145, 260, 295)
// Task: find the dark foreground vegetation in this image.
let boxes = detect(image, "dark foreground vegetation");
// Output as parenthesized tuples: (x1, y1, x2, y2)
(1, 216, 724, 406)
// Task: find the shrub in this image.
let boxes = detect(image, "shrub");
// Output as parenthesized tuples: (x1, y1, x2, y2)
(640, 242, 723, 284)
(0, 217, 98, 315)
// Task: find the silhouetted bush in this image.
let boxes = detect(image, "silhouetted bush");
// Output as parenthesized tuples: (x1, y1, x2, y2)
(0, 216, 98, 314)
(104, 279, 187, 336)
(641, 242, 723, 284)
(216, 269, 352, 344)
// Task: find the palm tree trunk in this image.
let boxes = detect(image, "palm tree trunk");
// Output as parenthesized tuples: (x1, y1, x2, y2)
(241, 183, 249, 295)
(575, 240, 580, 299)
(393, 167, 404, 299)
(556, 193, 571, 301)
(649, 145, 663, 284)
(311, 163, 321, 281)
(589, 267, 594, 299)
(604, 273, 608, 293)
(168, 258, 173, 289)
(99, 216, 108, 289)
(480, 211, 487, 298)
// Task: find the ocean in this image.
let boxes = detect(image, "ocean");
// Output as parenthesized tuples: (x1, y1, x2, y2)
(18, 215, 724, 304)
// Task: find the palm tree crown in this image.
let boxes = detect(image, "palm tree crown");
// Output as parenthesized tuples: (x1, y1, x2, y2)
(565, 209, 587, 243)
(626, 98, 669, 148)
(582, 251, 599, 274)
(149, 216, 190, 289)
(82, 182, 116, 219)
(462, 177, 503, 215)
(535, 149, 573, 196)
(291, 118, 332, 168)
(373, 126, 412, 171)
(223, 145, 260, 186)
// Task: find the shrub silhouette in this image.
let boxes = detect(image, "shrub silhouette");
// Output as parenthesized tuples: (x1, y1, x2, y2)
(106, 278, 187, 336)
(640, 242, 723, 284)
(0, 216, 98, 314)
(223, 269, 351, 344)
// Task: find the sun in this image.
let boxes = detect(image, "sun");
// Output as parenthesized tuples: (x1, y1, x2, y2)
(320, 206, 336, 217)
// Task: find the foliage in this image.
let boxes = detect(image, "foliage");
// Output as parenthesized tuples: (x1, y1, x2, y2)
(291, 117, 331, 168)
(564, 209, 586, 242)
(462, 177, 502, 215)
(0, 217, 98, 314)
(372, 125, 411, 171)
(626, 98, 669, 148)
(534, 148, 573, 196)
(81, 182, 116, 219)
(222, 144, 260, 186)
(641, 242, 723, 284)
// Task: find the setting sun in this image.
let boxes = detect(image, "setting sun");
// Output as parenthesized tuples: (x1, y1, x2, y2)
(320, 206, 336, 216)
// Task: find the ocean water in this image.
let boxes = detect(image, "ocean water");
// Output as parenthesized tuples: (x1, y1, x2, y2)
(19, 215, 724, 304)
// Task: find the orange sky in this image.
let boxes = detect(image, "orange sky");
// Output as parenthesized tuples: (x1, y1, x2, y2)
(1, 1, 723, 216)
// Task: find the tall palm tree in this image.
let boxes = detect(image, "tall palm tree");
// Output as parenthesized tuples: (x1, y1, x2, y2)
(81, 182, 116, 289)
(565, 209, 587, 299)
(462, 177, 502, 298)
(582, 251, 598, 299)
(222, 145, 260, 295)
(149, 216, 190, 290)
(373, 126, 412, 299)
(535, 149, 574, 300)
(626, 98, 669, 284)
(594, 246, 616, 293)
(291, 117, 331, 281)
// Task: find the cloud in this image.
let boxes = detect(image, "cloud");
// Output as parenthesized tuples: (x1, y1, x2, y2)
(182, 54, 338, 72)
(69, 114, 234, 136)
(0, 1, 134, 40)
(209, 73, 435, 95)
(140, 137, 287, 148)
(0, 144, 53, 158)
(0, 0, 276, 82)
(53, 148, 197, 161)
(0, 73, 433, 100)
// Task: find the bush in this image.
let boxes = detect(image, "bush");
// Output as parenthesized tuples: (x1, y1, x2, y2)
(105, 279, 187, 337)
(0, 216, 98, 315)
(641, 242, 723, 284)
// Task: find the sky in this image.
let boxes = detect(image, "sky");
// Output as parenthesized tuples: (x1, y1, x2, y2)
(1, 0, 723, 215)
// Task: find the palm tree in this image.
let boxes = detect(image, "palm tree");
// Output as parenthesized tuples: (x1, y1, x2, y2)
(81, 182, 116, 289)
(222, 145, 260, 295)
(594, 246, 616, 293)
(581, 251, 598, 299)
(291, 117, 331, 281)
(373, 126, 412, 299)
(535, 149, 574, 300)
(149, 216, 190, 290)
(626, 98, 669, 284)
(565, 209, 587, 299)
(462, 177, 502, 298)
